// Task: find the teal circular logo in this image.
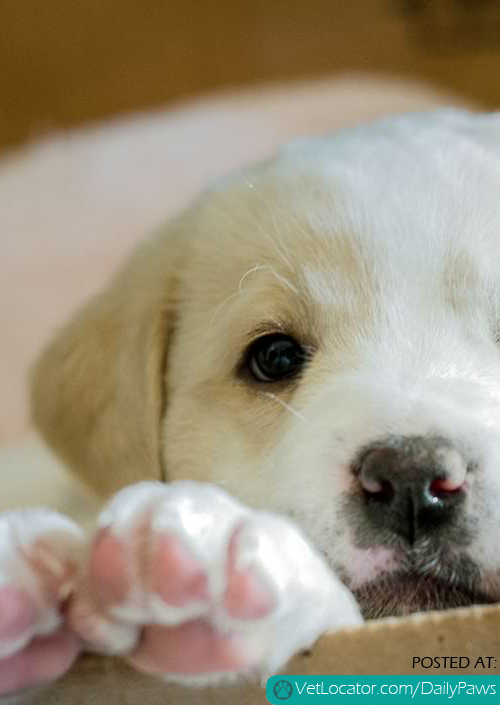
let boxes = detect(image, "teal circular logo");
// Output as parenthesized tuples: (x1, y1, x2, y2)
(273, 680, 293, 700)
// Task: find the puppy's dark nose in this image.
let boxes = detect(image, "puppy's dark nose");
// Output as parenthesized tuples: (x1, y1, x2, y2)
(354, 437, 467, 544)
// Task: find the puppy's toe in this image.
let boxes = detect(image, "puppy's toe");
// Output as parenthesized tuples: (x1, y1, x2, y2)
(0, 509, 84, 695)
(214, 513, 362, 676)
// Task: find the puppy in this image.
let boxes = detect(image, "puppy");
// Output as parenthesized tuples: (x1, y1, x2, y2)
(2, 109, 500, 700)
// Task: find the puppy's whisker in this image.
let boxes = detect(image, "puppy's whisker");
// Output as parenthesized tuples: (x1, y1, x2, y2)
(238, 261, 266, 291)
(264, 392, 310, 424)
(242, 260, 299, 295)
(265, 265, 299, 295)
(255, 221, 295, 275)
(209, 284, 274, 329)
(251, 219, 289, 271)
(245, 180, 295, 273)
(209, 290, 246, 327)
(210, 258, 298, 330)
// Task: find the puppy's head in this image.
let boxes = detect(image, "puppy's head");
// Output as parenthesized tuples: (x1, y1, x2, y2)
(33, 110, 500, 617)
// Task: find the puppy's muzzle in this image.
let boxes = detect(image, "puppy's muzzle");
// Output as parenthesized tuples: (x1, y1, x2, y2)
(353, 436, 468, 544)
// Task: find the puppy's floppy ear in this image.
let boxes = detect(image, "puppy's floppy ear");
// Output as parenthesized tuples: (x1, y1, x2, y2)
(31, 228, 183, 497)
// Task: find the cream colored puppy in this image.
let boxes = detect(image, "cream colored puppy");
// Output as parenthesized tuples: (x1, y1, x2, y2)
(2, 109, 500, 699)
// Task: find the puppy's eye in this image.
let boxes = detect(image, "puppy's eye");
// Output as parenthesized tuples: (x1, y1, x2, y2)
(246, 334, 306, 382)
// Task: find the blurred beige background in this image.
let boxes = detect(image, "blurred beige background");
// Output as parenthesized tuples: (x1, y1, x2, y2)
(1, 0, 500, 151)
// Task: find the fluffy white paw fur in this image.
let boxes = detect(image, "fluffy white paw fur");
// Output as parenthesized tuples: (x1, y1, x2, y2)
(0, 482, 361, 697)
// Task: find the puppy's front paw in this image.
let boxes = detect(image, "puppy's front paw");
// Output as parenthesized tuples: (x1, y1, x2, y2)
(0, 510, 84, 696)
(70, 482, 361, 684)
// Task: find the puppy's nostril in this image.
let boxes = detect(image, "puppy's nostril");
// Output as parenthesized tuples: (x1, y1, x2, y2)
(359, 470, 383, 494)
(362, 479, 394, 503)
(358, 450, 395, 501)
(429, 448, 468, 498)
(429, 476, 466, 499)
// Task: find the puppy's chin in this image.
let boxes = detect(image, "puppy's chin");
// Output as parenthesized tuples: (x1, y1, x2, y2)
(353, 574, 495, 620)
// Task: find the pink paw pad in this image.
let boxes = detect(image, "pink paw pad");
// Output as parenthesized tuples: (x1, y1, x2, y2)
(0, 627, 80, 696)
(90, 531, 131, 606)
(0, 586, 38, 642)
(128, 619, 256, 675)
(152, 535, 209, 607)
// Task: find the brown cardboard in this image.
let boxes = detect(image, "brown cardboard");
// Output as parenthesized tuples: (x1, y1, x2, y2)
(26, 603, 500, 704)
